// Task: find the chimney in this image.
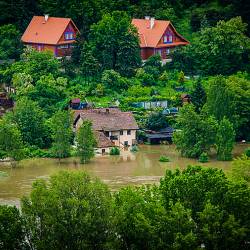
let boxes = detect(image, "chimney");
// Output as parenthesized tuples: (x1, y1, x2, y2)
(145, 16, 150, 20)
(44, 14, 49, 22)
(150, 17, 155, 29)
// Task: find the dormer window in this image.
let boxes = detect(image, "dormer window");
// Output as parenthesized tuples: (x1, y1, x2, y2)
(65, 32, 73, 40)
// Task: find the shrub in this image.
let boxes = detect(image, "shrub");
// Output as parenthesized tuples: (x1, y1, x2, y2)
(0, 171, 8, 177)
(110, 147, 120, 155)
(0, 150, 7, 159)
(244, 148, 250, 157)
(130, 145, 139, 152)
(199, 152, 209, 163)
(159, 155, 170, 162)
(24, 147, 57, 158)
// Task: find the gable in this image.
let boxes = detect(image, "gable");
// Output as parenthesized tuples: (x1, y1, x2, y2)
(58, 21, 78, 44)
(157, 23, 189, 46)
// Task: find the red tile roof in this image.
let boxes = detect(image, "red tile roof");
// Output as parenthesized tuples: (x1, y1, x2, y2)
(21, 16, 79, 45)
(132, 18, 189, 48)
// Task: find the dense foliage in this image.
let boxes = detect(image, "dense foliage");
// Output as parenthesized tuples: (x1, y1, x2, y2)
(1, 166, 250, 249)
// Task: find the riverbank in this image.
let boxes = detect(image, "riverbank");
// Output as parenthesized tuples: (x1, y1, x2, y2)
(0, 144, 248, 206)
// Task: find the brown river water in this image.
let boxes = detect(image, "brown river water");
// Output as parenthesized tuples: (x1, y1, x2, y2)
(0, 144, 248, 206)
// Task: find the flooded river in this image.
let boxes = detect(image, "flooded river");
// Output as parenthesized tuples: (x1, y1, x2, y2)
(0, 144, 248, 206)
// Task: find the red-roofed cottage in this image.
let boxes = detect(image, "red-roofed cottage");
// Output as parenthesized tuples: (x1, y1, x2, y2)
(132, 17, 189, 60)
(21, 15, 79, 57)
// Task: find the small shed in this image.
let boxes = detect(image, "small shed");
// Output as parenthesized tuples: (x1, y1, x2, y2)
(144, 127, 174, 144)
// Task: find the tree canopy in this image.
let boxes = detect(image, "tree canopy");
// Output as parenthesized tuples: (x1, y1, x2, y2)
(89, 11, 141, 76)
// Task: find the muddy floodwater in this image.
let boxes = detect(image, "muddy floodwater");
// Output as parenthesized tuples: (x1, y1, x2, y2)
(0, 144, 248, 206)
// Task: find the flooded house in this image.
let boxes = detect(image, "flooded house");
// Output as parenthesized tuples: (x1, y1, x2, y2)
(73, 108, 139, 154)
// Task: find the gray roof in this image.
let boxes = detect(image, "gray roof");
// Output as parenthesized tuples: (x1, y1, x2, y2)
(77, 108, 139, 131)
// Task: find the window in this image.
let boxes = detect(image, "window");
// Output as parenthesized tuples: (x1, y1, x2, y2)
(110, 135, 118, 140)
(127, 130, 131, 135)
(166, 48, 170, 55)
(102, 149, 105, 154)
(120, 130, 123, 135)
(65, 32, 74, 40)
(124, 141, 128, 147)
(169, 35, 173, 43)
(58, 44, 68, 49)
(163, 35, 168, 43)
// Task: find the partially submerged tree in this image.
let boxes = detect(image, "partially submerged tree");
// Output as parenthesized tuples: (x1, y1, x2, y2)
(216, 117, 235, 161)
(0, 118, 24, 161)
(50, 110, 73, 159)
(11, 97, 49, 148)
(76, 120, 97, 163)
(173, 105, 217, 158)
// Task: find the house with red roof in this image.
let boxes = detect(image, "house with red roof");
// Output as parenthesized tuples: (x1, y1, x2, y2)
(21, 15, 79, 57)
(132, 17, 189, 60)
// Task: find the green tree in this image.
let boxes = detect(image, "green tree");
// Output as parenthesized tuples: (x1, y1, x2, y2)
(21, 171, 114, 250)
(114, 186, 197, 249)
(178, 70, 185, 84)
(0, 118, 24, 161)
(0, 24, 22, 59)
(28, 75, 67, 115)
(76, 120, 97, 163)
(50, 110, 73, 159)
(80, 42, 100, 78)
(206, 76, 234, 121)
(146, 111, 168, 131)
(3, 48, 60, 84)
(206, 75, 250, 140)
(173, 105, 217, 158)
(143, 54, 162, 79)
(101, 69, 129, 92)
(190, 79, 206, 113)
(232, 154, 250, 185)
(173, 17, 250, 75)
(216, 117, 235, 161)
(199, 202, 247, 250)
(11, 98, 49, 148)
(90, 11, 141, 76)
(0, 205, 26, 250)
